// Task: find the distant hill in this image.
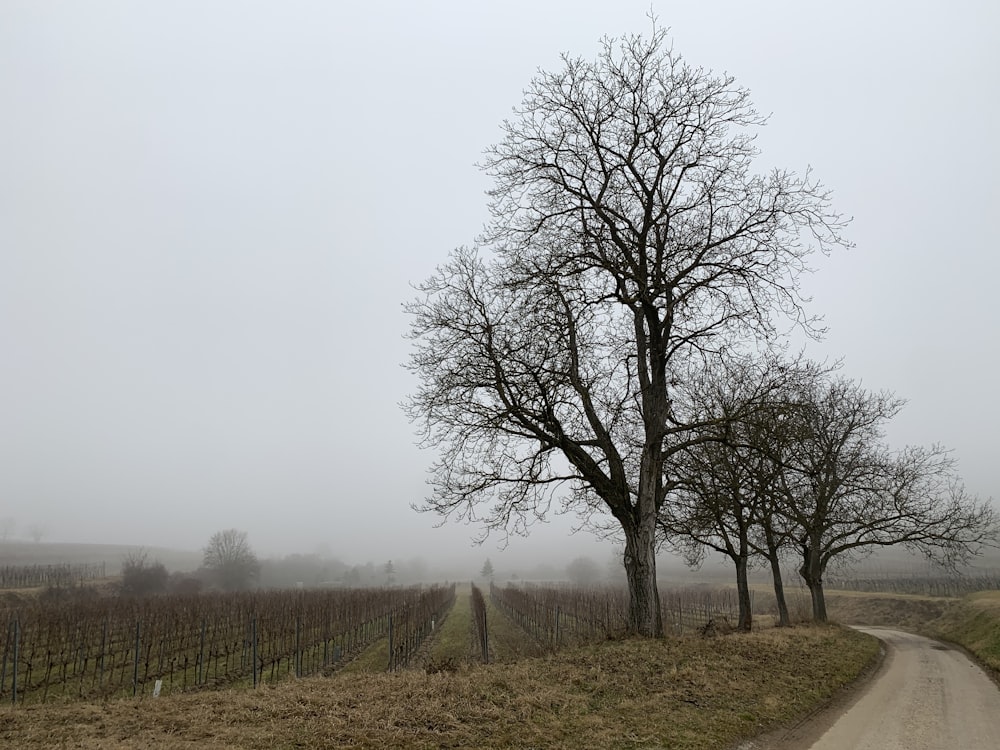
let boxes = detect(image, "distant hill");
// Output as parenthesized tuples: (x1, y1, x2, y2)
(0, 541, 202, 574)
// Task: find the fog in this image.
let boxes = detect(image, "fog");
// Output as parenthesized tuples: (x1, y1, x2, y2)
(1, 2, 997, 570)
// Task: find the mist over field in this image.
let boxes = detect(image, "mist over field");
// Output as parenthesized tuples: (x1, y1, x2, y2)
(1, 1, 997, 573)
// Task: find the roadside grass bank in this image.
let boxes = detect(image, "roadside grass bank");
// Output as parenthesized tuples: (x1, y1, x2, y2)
(824, 589, 957, 631)
(824, 587, 1000, 678)
(924, 591, 1000, 675)
(0, 625, 877, 750)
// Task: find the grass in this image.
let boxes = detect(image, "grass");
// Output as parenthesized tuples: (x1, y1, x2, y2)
(0, 625, 878, 749)
(482, 585, 548, 661)
(424, 582, 476, 665)
(339, 633, 393, 674)
(924, 590, 1000, 674)
(341, 583, 472, 673)
(822, 585, 1000, 678)
(824, 589, 958, 631)
(347, 582, 548, 673)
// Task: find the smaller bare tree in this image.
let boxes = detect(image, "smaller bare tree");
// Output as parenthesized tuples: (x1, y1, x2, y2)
(119, 548, 168, 597)
(27, 523, 46, 544)
(777, 376, 996, 621)
(203, 529, 259, 591)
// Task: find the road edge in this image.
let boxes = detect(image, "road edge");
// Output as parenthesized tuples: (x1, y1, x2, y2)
(733, 627, 888, 750)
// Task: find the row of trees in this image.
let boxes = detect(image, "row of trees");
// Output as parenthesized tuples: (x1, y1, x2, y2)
(659, 357, 993, 629)
(405, 23, 997, 636)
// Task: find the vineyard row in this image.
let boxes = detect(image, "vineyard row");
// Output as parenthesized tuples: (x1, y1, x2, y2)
(823, 571, 1000, 597)
(1, 584, 455, 705)
(489, 583, 741, 648)
(0, 563, 107, 590)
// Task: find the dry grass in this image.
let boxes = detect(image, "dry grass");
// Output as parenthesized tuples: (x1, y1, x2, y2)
(0, 625, 877, 750)
(481, 586, 548, 662)
(924, 591, 1000, 674)
(423, 582, 477, 665)
(820, 586, 1000, 678)
(824, 590, 958, 631)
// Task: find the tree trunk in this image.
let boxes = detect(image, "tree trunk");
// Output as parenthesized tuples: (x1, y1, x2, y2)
(734, 555, 752, 632)
(623, 517, 663, 637)
(798, 544, 827, 622)
(767, 553, 790, 627)
(805, 578, 827, 622)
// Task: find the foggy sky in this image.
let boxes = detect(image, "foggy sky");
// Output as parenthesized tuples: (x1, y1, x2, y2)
(1, 1, 997, 565)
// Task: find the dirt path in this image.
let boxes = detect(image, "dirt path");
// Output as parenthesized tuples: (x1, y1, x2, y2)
(756, 627, 1000, 749)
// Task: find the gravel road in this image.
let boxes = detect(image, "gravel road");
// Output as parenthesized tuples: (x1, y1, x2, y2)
(767, 627, 1000, 749)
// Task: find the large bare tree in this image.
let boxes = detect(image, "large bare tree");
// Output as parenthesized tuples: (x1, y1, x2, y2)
(406, 27, 848, 636)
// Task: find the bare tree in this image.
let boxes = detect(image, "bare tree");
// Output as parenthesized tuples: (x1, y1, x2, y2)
(202, 529, 259, 591)
(406, 26, 847, 636)
(660, 356, 808, 631)
(27, 523, 46, 544)
(750, 473, 798, 627)
(776, 376, 996, 621)
(0, 517, 15, 542)
(664, 433, 760, 631)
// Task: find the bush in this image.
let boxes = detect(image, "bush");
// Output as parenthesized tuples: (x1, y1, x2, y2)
(168, 574, 204, 596)
(119, 549, 168, 597)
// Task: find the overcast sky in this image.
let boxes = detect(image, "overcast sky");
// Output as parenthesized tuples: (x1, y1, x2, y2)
(1, 1, 997, 565)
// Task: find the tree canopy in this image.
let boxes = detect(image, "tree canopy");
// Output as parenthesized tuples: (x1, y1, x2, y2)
(406, 26, 848, 636)
(775, 374, 995, 621)
(202, 528, 259, 592)
(663, 360, 996, 624)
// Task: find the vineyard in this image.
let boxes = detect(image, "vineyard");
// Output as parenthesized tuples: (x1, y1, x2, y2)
(10, 570, 981, 709)
(823, 571, 1000, 597)
(0, 584, 454, 705)
(0, 563, 107, 590)
(490, 582, 741, 648)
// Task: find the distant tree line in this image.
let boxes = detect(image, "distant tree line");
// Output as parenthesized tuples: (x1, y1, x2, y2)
(112, 530, 445, 598)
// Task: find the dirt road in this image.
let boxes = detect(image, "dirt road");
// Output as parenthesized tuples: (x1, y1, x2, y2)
(760, 627, 1000, 749)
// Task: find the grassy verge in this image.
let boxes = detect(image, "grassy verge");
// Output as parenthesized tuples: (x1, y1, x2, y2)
(424, 582, 475, 665)
(338, 633, 392, 674)
(924, 590, 1000, 674)
(483, 587, 548, 661)
(823, 586, 1000, 679)
(824, 589, 957, 631)
(0, 625, 877, 750)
